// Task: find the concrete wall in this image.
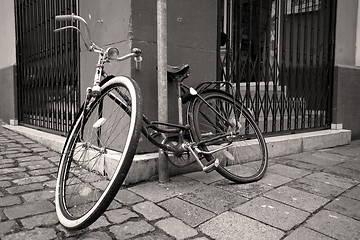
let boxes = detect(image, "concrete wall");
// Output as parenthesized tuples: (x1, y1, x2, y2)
(0, 0, 17, 123)
(333, 66, 360, 139)
(335, 0, 358, 66)
(333, 1, 360, 140)
(79, 0, 133, 102)
(131, 0, 218, 152)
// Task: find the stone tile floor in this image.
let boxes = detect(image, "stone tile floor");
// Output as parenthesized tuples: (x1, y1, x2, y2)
(0, 124, 359, 239)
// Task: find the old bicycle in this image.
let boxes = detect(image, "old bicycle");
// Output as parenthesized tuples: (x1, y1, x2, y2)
(54, 14, 268, 230)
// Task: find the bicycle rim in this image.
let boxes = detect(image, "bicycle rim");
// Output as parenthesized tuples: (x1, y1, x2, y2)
(55, 77, 142, 229)
(189, 91, 268, 183)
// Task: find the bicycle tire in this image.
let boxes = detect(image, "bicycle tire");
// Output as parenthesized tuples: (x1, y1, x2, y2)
(188, 90, 268, 183)
(55, 76, 143, 230)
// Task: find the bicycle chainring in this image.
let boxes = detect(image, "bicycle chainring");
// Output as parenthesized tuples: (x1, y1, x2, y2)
(164, 139, 194, 167)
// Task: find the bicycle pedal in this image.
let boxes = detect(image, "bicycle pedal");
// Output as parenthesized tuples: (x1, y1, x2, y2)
(203, 159, 220, 173)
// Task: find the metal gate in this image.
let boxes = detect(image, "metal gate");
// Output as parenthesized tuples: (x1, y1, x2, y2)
(15, 0, 80, 135)
(219, 0, 336, 134)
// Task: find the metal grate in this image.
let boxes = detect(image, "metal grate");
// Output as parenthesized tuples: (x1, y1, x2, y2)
(219, 0, 336, 134)
(15, 0, 80, 135)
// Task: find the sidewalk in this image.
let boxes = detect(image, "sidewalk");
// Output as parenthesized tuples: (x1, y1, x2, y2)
(0, 123, 359, 240)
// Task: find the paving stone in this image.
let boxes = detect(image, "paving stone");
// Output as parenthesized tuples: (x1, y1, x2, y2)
(43, 180, 56, 188)
(19, 160, 54, 170)
(343, 185, 360, 200)
(0, 150, 18, 156)
(283, 226, 334, 240)
(199, 211, 284, 240)
(0, 210, 6, 221)
(305, 210, 360, 240)
(134, 232, 173, 240)
(132, 201, 169, 221)
(31, 147, 48, 153)
(234, 196, 309, 231)
(1, 227, 57, 240)
(183, 170, 224, 184)
(289, 151, 349, 166)
(106, 199, 122, 210)
(47, 156, 61, 163)
(156, 217, 198, 240)
(28, 168, 58, 176)
(104, 208, 138, 224)
(20, 212, 58, 229)
(264, 186, 329, 212)
(16, 156, 45, 162)
(7, 147, 32, 153)
(0, 167, 27, 175)
(56, 224, 87, 238)
(256, 172, 293, 187)
(336, 160, 360, 171)
(114, 189, 144, 205)
(0, 172, 29, 181)
(179, 184, 247, 214)
(325, 145, 360, 158)
(159, 175, 204, 196)
(0, 181, 12, 188)
(13, 175, 50, 185)
(39, 151, 60, 158)
(287, 177, 345, 199)
(267, 164, 311, 179)
(324, 196, 360, 220)
(323, 165, 360, 181)
(4, 201, 55, 219)
(159, 198, 215, 227)
(73, 231, 113, 240)
(25, 143, 44, 148)
(0, 220, 19, 235)
(5, 153, 33, 159)
(0, 158, 15, 164)
(129, 182, 177, 202)
(305, 172, 358, 189)
(91, 180, 110, 190)
(213, 179, 273, 198)
(6, 183, 44, 194)
(88, 216, 110, 230)
(0, 163, 16, 169)
(283, 159, 325, 171)
(0, 196, 22, 207)
(109, 220, 155, 239)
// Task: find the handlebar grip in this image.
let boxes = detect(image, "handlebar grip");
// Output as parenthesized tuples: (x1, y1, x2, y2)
(55, 14, 74, 21)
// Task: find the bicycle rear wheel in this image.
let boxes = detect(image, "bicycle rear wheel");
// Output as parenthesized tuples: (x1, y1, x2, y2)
(189, 90, 268, 183)
(55, 76, 142, 230)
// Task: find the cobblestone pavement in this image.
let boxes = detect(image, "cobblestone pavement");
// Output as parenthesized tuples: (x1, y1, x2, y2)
(0, 123, 360, 240)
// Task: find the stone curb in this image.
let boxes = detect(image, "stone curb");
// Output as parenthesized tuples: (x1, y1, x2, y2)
(3, 124, 351, 184)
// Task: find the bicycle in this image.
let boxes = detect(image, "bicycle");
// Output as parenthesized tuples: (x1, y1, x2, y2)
(54, 14, 268, 230)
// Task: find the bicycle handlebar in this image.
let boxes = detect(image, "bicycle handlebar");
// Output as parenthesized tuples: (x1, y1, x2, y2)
(55, 13, 142, 69)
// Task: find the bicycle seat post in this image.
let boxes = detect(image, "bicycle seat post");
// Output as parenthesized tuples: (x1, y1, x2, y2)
(176, 80, 183, 127)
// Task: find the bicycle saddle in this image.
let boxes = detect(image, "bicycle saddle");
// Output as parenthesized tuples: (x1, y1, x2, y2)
(167, 64, 190, 81)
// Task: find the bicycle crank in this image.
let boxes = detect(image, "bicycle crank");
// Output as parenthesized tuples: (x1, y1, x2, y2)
(186, 145, 221, 173)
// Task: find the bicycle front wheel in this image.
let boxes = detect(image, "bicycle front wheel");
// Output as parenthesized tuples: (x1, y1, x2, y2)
(55, 76, 142, 230)
(189, 90, 268, 183)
